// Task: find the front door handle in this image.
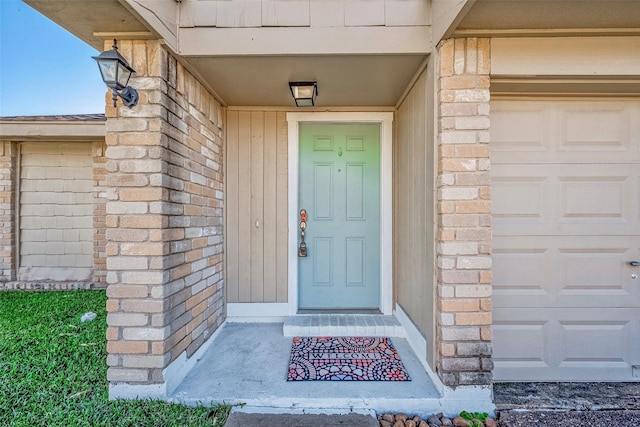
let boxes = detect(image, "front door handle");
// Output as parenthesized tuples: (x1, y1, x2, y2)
(629, 261, 640, 267)
(298, 209, 308, 257)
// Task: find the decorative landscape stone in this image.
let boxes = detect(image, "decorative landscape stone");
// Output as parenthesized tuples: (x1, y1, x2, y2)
(378, 412, 496, 427)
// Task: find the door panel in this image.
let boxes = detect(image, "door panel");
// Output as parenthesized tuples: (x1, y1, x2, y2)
(298, 123, 381, 309)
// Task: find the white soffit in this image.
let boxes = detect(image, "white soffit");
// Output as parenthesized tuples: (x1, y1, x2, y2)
(456, 0, 640, 35)
(178, 24, 431, 106)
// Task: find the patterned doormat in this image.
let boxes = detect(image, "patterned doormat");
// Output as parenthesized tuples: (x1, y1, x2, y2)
(287, 336, 411, 381)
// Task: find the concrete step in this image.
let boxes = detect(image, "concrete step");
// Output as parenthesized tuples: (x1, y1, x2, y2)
(283, 314, 404, 337)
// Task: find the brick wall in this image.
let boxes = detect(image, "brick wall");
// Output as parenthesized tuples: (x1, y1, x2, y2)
(435, 38, 493, 388)
(105, 40, 225, 386)
(0, 142, 16, 280)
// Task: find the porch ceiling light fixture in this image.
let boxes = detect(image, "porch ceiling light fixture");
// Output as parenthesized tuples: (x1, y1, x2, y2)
(92, 39, 139, 108)
(289, 81, 318, 107)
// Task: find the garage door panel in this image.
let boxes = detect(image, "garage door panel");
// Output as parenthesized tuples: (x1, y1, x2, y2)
(558, 248, 633, 299)
(493, 164, 640, 236)
(492, 100, 640, 164)
(560, 177, 624, 220)
(64, 180, 93, 193)
(491, 106, 547, 154)
(559, 321, 629, 364)
(492, 320, 550, 367)
(493, 246, 549, 296)
(494, 236, 639, 309)
(20, 180, 64, 192)
(494, 309, 639, 381)
(562, 107, 632, 151)
(493, 175, 547, 222)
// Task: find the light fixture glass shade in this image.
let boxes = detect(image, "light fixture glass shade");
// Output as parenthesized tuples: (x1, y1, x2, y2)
(116, 62, 133, 89)
(92, 41, 136, 91)
(289, 81, 318, 107)
(96, 59, 118, 89)
(291, 85, 314, 99)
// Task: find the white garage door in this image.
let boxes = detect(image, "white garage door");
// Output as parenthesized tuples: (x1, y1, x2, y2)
(491, 100, 640, 381)
(19, 142, 93, 281)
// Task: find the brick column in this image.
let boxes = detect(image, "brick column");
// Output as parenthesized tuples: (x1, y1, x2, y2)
(93, 141, 107, 284)
(435, 38, 493, 388)
(0, 142, 16, 281)
(105, 40, 225, 391)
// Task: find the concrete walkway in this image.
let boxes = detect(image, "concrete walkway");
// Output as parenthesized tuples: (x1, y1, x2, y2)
(170, 322, 441, 415)
(177, 322, 640, 426)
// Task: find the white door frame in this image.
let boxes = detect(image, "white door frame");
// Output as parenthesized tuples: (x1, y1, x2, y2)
(287, 112, 393, 315)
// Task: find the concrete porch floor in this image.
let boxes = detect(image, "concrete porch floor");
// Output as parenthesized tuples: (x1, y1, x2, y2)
(169, 321, 443, 415)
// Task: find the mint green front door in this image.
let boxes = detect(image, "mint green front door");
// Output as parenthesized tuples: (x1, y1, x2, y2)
(298, 123, 381, 309)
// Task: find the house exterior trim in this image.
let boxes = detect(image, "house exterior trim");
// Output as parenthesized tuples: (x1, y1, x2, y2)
(395, 304, 444, 394)
(0, 121, 105, 141)
(227, 303, 288, 322)
(179, 27, 431, 56)
(286, 112, 393, 315)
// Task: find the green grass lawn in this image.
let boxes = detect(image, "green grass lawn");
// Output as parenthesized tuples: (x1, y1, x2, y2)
(0, 290, 230, 427)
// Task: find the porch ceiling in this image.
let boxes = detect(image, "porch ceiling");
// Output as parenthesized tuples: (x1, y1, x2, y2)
(185, 55, 427, 107)
(25, 0, 149, 51)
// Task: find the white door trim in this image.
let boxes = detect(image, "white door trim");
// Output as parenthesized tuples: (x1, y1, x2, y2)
(286, 112, 393, 315)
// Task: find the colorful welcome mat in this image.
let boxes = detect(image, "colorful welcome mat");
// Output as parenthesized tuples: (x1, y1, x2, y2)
(287, 336, 411, 381)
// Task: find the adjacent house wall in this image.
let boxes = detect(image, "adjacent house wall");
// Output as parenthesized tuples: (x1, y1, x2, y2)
(226, 110, 288, 303)
(105, 40, 225, 391)
(0, 135, 106, 287)
(394, 67, 436, 368)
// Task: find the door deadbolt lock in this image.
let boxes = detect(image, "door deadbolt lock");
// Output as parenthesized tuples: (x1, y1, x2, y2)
(632, 274, 638, 280)
(298, 241, 307, 257)
(298, 209, 308, 257)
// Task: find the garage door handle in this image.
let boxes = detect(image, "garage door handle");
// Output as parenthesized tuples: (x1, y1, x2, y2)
(629, 261, 640, 267)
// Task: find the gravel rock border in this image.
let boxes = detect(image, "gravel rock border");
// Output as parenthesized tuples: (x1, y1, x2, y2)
(378, 413, 497, 427)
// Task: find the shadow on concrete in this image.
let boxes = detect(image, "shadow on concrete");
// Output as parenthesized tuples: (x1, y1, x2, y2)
(170, 322, 441, 415)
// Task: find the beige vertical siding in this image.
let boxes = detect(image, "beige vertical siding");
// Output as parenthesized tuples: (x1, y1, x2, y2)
(226, 110, 289, 303)
(180, 0, 430, 28)
(394, 68, 436, 359)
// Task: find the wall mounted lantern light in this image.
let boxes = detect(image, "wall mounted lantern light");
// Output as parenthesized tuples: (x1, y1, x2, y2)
(289, 81, 318, 107)
(92, 39, 139, 108)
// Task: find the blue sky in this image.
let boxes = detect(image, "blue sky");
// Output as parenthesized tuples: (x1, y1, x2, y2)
(0, 0, 106, 116)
